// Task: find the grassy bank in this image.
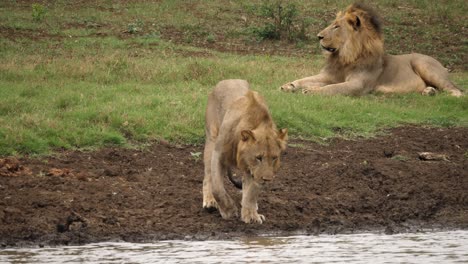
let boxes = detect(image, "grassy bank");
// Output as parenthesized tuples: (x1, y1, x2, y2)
(0, 0, 467, 155)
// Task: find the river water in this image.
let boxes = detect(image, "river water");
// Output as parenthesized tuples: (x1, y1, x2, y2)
(1, 230, 467, 263)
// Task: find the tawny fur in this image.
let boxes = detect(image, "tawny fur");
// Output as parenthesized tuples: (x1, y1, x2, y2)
(203, 79, 288, 224)
(280, 3, 463, 97)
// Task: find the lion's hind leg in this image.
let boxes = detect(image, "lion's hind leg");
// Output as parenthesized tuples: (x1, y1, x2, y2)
(203, 139, 218, 211)
(422, 86, 437, 96)
(411, 54, 463, 97)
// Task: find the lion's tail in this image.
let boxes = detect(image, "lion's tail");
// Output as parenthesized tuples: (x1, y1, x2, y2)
(227, 169, 242, 189)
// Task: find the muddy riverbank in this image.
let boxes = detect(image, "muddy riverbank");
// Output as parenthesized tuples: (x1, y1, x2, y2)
(1, 126, 467, 247)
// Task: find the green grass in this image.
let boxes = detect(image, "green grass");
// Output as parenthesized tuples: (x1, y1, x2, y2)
(0, 1, 467, 155)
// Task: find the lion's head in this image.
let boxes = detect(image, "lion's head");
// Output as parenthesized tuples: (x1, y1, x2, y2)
(317, 3, 384, 65)
(236, 127, 287, 184)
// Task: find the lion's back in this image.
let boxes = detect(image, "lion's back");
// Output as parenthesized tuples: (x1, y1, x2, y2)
(205, 79, 250, 138)
(211, 79, 249, 105)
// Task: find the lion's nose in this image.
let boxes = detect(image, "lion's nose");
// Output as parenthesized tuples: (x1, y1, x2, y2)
(317, 34, 324, 40)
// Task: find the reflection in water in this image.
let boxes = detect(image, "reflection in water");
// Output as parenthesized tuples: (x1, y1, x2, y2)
(1, 231, 468, 263)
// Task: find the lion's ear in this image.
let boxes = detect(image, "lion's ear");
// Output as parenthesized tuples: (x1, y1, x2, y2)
(347, 15, 361, 31)
(241, 130, 256, 142)
(278, 128, 288, 141)
(277, 128, 288, 150)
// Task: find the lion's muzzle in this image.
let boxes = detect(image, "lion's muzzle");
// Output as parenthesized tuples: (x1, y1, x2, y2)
(321, 44, 337, 53)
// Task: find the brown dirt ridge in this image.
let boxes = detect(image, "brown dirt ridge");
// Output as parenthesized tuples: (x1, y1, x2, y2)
(1, 126, 467, 247)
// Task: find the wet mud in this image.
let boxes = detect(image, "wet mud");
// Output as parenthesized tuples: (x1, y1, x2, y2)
(1, 126, 467, 247)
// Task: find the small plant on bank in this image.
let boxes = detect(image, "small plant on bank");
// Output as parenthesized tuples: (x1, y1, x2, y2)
(127, 19, 144, 34)
(190, 152, 202, 162)
(206, 33, 216, 44)
(32, 3, 47, 22)
(392, 155, 409, 162)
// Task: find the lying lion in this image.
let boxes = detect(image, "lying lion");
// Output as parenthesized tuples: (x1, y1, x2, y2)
(281, 3, 463, 97)
(203, 79, 288, 224)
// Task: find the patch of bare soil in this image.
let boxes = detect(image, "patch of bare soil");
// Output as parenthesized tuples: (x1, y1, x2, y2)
(0, 26, 62, 42)
(157, 26, 312, 58)
(0, 126, 467, 247)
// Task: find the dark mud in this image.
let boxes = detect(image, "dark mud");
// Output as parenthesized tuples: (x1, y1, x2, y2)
(1, 126, 467, 247)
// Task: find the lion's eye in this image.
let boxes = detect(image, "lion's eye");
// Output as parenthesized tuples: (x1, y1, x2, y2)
(256, 155, 263, 162)
(333, 25, 340, 29)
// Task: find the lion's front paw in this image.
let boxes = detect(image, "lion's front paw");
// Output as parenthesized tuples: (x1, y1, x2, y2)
(219, 205, 238, 220)
(280, 82, 298, 93)
(203, 196, 218, 213)
(241, 208, 265, 224)
(218, 196, 238, 220)
(302, 86, 321, 94)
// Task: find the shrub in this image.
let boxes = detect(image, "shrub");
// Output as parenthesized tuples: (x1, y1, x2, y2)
(127, 20, 144, 34)
(32, 3, 47, 22)
(248, 1, 309, 42)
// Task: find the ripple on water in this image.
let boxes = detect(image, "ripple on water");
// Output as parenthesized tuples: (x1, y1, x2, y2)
(1, 230, 468, 264)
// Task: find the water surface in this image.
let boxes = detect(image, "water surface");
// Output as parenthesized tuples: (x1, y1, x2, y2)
(1, 230, 467, 263)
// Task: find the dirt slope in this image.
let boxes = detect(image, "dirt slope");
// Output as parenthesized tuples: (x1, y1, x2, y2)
(1, 126, 467, 247)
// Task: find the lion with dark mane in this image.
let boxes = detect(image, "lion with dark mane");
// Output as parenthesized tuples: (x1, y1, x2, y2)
(280, 3, 463, 97)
